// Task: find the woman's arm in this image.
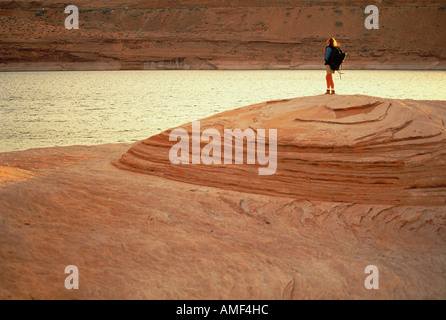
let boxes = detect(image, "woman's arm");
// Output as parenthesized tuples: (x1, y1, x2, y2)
(324, 47, 332, 63)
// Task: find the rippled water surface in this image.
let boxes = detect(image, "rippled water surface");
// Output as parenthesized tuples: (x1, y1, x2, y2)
(1, 70, 445, 152)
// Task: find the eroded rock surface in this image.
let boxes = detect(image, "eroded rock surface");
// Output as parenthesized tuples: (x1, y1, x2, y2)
(117, 95, 446, 206)
(0, 95, 445, 299)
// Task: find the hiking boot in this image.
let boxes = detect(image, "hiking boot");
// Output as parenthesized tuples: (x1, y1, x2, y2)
(325, 90, 331, 94)
(331, 90, 336, 94)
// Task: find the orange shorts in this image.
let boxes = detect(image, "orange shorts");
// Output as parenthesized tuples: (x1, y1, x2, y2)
(326, 65, 334, 74)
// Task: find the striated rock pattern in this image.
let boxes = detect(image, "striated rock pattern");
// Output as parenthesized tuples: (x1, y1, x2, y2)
(116, 95, 446, 206)
(1, 95, 446, 299)
(1, 1, 445, 71)
(0, 144, 444, 299)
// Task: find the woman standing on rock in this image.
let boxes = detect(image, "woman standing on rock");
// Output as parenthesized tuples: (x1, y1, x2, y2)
(324, 38, 338, 94)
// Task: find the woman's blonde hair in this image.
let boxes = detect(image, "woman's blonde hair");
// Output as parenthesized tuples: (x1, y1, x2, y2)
(327, 37, 339, 47)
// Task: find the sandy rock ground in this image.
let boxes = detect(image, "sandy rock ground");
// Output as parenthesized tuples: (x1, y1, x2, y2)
(0, 95, 445, 299)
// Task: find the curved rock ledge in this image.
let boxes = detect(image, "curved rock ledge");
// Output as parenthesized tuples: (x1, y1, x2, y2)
(115, 95, 446, 206)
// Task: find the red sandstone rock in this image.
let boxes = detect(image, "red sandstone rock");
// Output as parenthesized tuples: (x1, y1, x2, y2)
(0, 95, 445, 300)
(0, 1, 445, 71)
(117, 95, 446, 206)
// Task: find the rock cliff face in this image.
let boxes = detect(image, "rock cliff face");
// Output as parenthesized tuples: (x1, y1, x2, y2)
(1, 0, 445, 70)
(0, 95, 445, 299)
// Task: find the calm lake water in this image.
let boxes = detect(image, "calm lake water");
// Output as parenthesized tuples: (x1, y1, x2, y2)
(1, 70, 445, 153)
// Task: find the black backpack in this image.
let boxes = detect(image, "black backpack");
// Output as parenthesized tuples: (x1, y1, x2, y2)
(328, 46, 347, 71)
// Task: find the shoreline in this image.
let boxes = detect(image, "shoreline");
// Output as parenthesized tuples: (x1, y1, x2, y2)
(1, 61, 445, 72)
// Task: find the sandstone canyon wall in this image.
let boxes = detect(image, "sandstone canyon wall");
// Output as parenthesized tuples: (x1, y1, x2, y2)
(1, 0, 445, 71)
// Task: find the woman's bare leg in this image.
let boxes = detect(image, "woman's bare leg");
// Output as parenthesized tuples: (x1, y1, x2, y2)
(326, 74, 334, 91)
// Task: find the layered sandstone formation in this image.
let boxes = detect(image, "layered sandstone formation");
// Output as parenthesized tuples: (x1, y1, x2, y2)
(1, 0, 445, 71)
(0, 95, 445, 300)
(116, 95, 446, 206)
